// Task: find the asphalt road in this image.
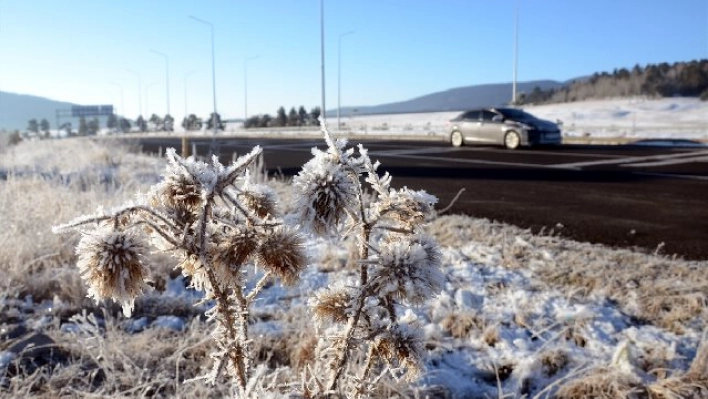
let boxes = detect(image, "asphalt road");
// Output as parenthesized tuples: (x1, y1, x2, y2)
(138, 137, 708, 260)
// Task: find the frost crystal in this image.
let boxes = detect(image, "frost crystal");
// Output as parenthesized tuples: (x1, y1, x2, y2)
(75, 227, 148, 317)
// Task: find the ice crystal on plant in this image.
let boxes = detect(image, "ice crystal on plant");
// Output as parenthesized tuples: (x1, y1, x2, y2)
(75, 226, 148, 317)
(371, 234, 444, 305)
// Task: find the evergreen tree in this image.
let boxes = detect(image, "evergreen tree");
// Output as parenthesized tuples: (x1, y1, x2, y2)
(164, 114, 174, 132)
(287, 107, 299, 126)
(310, 106, 321, 123)
(27, 119, 39, 134)
(107, 114, 118, 130)
(78, 116, 88, 136)
(40, 118, 50, 134)
(298, 106, 308, 125)
(60, 122, 73, 136)
(88, 117, 100, 134)
(206, 112, 224, 131)
(275, 106, 287, 127)
(136, 115, 147, 132)
(119, 118, 132, 133)
(149, 114, 163, 131)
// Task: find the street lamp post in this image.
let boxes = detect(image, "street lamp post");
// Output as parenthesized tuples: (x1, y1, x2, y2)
(320, 0, 326, 121)
(150, 49, 170, 116)
(512, 0, 520, 105)
(337, 30, 354, 131)
(110, 82, 124, 132)
(189, 15, 217, 139)
(109, 82, 124, 118)
(125, 69, 142, 117)
(145, 82, 158, 120)
(244, 56, 259, 123)
(184, 70, 196, 119)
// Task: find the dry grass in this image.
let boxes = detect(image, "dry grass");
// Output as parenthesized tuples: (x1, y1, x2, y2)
(428, 215, 708, 333)
(2, 139, 707, 398)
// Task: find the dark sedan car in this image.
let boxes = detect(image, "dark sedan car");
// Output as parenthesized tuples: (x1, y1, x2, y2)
(447, 108, 562, 149)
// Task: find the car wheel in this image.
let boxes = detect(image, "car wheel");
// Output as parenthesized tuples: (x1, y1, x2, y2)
(451, 131, 464, 147)
(504, 131, 521, 150)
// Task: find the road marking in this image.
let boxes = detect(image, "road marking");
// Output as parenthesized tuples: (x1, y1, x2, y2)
(551, 150, 708, 169)
(623, 156, 708, 167)
(633, 172, 708, 181)
(374, 148, 460, 156)
(371, 153, 549, 169)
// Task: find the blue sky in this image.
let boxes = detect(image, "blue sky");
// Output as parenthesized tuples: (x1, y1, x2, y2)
(0, 0, 706, 120)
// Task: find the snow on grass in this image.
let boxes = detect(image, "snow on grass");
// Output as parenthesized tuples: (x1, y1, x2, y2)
(0, 136, 706, 397)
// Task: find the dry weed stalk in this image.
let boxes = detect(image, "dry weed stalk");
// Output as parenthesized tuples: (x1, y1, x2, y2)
(54, 147, 307, 395)
(298, 119, 443, 397)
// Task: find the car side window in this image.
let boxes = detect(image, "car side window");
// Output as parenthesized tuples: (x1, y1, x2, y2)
(463, 111, 480, 121)
(481, 111, 498, 121)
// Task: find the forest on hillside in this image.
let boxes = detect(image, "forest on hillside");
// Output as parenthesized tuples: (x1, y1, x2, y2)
(519, 59, 708, 105)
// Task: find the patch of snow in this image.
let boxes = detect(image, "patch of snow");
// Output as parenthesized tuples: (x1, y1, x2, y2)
(151, 315, 186, 332)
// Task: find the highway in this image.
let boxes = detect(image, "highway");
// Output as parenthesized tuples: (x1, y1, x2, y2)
(138, 136, 708, 260)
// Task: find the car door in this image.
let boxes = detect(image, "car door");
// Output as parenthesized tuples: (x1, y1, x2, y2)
(479, 110, 504, 144)
(457, 110, 482, 142)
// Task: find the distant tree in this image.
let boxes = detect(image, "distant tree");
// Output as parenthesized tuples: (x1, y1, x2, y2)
(88, 117, 100, 134)
(275, 106, 287, 127)
(261, 113, 272, 127)
(149, 114, 163, 131)
(310, 106, 321, 123)
(298, 106, 308, 125)
(27, 119, 39, 134)
(60, 122, 73, 136)
(164, 114, 174, 132)
(8, 130, 22, 146)
(78, 116, 88, 136)
(106, 114, 118, 130)
(136, 115, 147, 132)
(205, 112, 224, 131)
(40, 118, 50, 134)
(119, 118, 131, 133)
(244, 115, 260, 129)
(287, 107, 299, 126)
(182, 114, 203, 131)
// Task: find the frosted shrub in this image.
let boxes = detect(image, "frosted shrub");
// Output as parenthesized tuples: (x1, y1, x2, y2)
(54, 146, 307, 394)
(296, 119, 443, 396)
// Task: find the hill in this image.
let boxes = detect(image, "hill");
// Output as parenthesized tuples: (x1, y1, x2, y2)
(0, 91, 82, 131)
(329, 80, 565, 117)
(519, 59, 708, 105)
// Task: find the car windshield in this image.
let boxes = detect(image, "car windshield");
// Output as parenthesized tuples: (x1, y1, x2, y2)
(496, 108, 537, 121)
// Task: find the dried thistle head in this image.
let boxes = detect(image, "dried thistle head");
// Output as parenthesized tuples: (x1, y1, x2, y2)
(210, 226, 259, 284)
(311, 286, 354, 325)
(177, 253, 211, 292)
(373, 326, 424, 380)
(154, 172, 202, 211)
(256, 227, 307, 286)
(76, 227, 148, 317)
(238, 176, 278, 218)
(293, 153, 358, 236)
(371, 234, 444, 305)
(380, 188, 438, 228)
(239, 190, 277, 219)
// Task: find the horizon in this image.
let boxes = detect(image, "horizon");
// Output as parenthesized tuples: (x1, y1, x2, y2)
(0, 0, 706, 121)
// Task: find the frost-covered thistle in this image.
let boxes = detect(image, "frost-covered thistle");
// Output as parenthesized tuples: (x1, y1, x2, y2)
(54, 148, 307, 395)
(75, 227, 148, 317)
(300, 119, 443, 396)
